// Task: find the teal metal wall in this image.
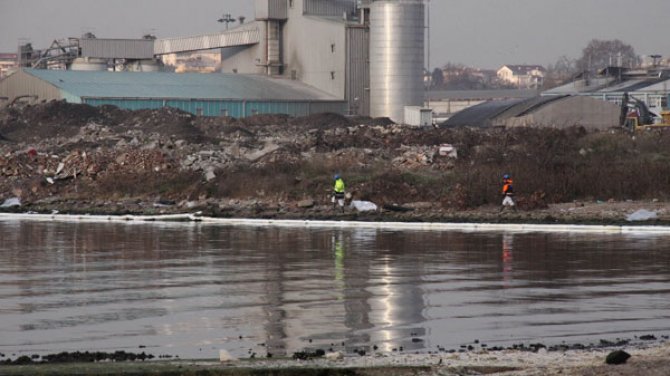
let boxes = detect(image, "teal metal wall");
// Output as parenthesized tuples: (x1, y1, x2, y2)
(82, 98, 346, 117)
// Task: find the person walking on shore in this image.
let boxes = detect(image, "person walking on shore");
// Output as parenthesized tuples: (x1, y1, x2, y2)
(501, 174, 516, 211)
(332, 174, 346, 212)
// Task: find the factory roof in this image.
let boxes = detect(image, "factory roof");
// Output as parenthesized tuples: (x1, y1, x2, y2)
(443, 95, 568, 128)
(638, 78, 670, 92)
(543, 68, 670, 96)
(542, 77, 616, 95)
(442, 98, 526, 127)
(23, 69, 340, 101)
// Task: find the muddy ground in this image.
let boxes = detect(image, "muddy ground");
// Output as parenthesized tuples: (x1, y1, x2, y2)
(1, 342, 669, 376)
(2, 101, 670, 224)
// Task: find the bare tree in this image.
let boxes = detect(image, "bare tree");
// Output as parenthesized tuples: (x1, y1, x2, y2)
(431, 68, 444, 89)
(544, 55, 577, 88)
(576, 39, 638, 73)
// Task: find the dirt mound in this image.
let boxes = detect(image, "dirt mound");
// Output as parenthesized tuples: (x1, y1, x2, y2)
(4, 100, 670, 217)
(25, 101, 110, 126)
(289, 112, 352, 129)
(0, 101, 117, 141)
(242, 114, 290, 127)
(350, 116, 396, 126)
(117, 107, 208, 143)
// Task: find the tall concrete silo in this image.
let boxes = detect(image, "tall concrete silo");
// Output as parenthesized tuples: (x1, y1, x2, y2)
(369, 0, 425, 123)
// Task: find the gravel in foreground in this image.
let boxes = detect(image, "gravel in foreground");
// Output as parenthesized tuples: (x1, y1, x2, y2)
(1, 342, 668, 376)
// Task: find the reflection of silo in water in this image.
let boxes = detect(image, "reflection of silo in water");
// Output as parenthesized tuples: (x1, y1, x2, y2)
(369, 0, 425, 123)
(368, 255, 426, 352)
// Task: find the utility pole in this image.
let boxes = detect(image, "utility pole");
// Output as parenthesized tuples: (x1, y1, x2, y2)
(217, 13, 236, 30)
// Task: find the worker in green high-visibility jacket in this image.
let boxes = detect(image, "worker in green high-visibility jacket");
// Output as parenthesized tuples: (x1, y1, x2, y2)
(332, 174, 345, 212)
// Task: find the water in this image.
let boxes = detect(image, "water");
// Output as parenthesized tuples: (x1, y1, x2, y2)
(0, 220, 669, 359)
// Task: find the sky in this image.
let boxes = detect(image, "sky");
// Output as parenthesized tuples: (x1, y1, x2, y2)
(1, 0, 669, 70)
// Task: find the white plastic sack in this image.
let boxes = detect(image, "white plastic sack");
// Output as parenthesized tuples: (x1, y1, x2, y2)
(350, 200, 378, 212)
(1, 197, 21, 208)
(626, 209, 657, 222)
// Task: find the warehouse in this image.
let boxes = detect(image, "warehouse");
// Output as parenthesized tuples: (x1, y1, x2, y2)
(443, 95, 621, 130)
(0, 68, 346, 117)
(542, 67, 670, 116)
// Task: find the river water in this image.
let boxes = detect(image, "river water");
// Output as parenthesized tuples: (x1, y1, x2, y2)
(1, 220, 669, 359)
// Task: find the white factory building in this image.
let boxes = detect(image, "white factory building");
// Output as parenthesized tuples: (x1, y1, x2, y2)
(3, 0, 427, 123)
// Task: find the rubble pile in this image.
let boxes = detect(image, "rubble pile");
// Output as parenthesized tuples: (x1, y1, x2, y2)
(2, 101, 670, 221)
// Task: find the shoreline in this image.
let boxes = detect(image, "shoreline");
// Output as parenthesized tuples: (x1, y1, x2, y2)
(1, 340, 668, 376)
(2, 207, 670, 234)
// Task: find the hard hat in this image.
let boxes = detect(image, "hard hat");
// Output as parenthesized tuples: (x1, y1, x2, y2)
(334, 174, 340, 180)
(503, 174, 510, 179)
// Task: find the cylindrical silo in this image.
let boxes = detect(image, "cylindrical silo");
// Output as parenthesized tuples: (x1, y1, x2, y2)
(369, 0, 425, 123)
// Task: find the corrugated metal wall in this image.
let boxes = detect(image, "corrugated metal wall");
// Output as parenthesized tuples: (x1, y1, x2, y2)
(154, 28, 261, 55)
(0, 69, 63, 103)
(80, 39, 155, 59)
(304, 0, 356, 17)
(255, 0, 288, 20)
(82, 98, 346, 118)
(345, 25, 369, 116)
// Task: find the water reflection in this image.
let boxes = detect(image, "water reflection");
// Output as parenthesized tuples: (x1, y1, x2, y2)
(0, 221, 669, 359)
(502, 233, 514, 288)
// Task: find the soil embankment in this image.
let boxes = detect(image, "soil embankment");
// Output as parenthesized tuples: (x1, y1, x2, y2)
(2, 101, 670, 223)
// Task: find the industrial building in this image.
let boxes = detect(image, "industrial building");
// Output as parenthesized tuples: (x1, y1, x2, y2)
(543, 67, 670, 116)
(0, 68, 344, 117)
(426, 89, 539, 124)
(443, 95, 621, 130)
(1, 0, 427, 122)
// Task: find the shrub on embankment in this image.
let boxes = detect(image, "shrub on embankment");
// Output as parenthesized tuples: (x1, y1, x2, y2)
(5, 101, 670, 210)
(189, 126, 670, 209)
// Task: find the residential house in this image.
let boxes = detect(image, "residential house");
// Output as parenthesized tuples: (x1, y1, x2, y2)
(497, 64, 546, 89)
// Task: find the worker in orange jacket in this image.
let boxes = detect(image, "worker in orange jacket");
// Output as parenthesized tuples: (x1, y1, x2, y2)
(501, 174, 516, 211)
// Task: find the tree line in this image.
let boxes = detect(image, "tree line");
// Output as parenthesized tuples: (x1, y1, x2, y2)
(430, 39, 641, 90)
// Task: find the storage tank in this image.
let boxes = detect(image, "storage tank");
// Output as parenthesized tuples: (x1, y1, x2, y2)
(70, 57, 108, 71)
(369, 0, 425, 123)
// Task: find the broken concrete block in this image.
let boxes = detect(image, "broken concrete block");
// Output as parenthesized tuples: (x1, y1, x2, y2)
(1, 197, 21, 208)
(219, 349, 237, 363)
(297, 199, 315, 208)
(325, 351, 343, 361)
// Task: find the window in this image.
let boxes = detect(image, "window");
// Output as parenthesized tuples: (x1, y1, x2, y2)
(220, 109, 229, 117)
(289, 0, 293, 8)
(196, 108, 203, 116)
(331, 43, 335, 53)
(331, 71, 335, 80)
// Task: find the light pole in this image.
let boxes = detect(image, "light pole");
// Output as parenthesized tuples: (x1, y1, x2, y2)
(217, 13, 236, 30)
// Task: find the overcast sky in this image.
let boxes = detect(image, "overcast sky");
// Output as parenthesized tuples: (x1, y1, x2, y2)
(1, 0, 669, 69)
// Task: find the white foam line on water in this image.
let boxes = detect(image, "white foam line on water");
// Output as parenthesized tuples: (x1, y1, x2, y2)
(1, 212, 670, 234)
